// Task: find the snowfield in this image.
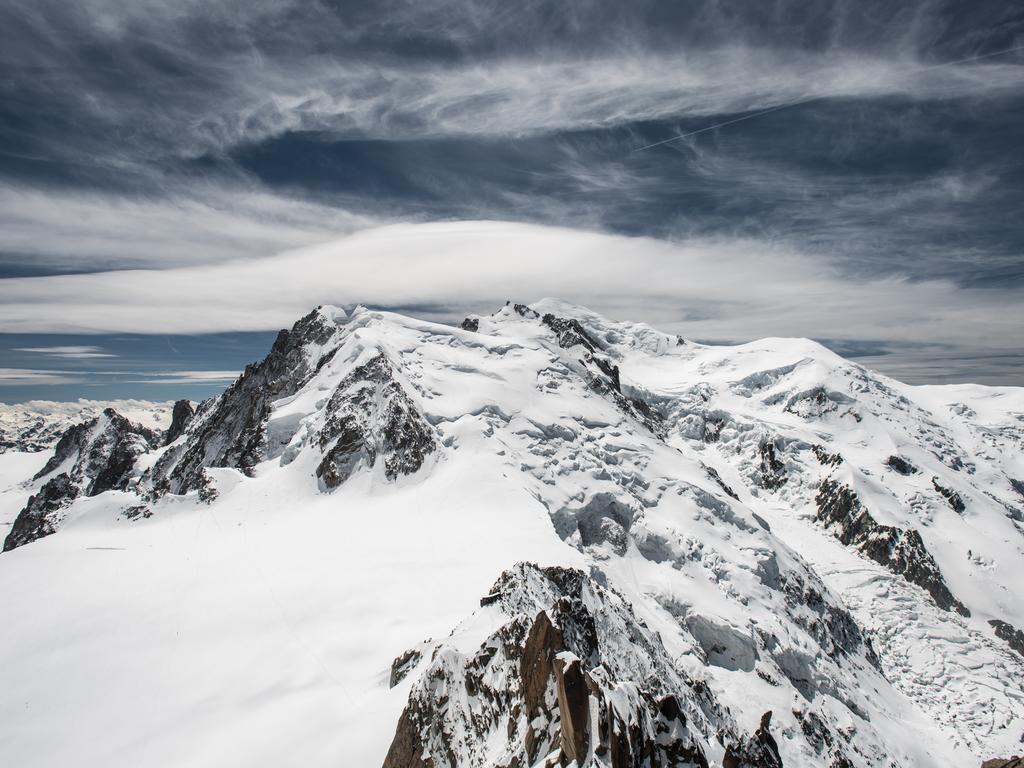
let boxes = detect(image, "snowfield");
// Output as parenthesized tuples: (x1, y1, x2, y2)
(0, 301, 1021, 768)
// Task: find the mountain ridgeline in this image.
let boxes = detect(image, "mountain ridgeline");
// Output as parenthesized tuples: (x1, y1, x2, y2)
(2, 300, 1023, 768)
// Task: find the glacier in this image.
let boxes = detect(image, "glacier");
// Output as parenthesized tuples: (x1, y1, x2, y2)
(0, 300, 1022, 767)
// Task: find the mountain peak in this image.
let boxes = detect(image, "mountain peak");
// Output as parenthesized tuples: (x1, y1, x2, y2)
(1, 301, 1022, 766)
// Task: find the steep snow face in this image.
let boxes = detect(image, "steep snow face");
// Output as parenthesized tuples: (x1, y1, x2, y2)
(0, 301, 1022, 768)
(0, 399, 174, 453)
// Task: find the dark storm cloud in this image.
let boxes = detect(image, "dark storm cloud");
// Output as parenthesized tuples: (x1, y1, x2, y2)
(0, 0, 1022, 386)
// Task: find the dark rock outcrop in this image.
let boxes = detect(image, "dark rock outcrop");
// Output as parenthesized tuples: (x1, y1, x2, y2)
(163, 399, 194, 445)
(460, 316, 479, 332)
(317, 353, 436, 488)
(723, 711, 784, 768)
(149, 308, 337, 495)
(816, 479, 969, 615)
(0, 415, 69, 453)
(389, 648, 423, 688)
(705, 464, 739, 500)
(382, 563, 717, 768)
(982, 758, 1024, 768)
(932, 477, 966, 514)
(813, 445, 843, 468)
(4, 474, 79, 551)
(989, 619, 1024, 659)
(759, 439, 787, 490)
(541, 312, 599, 353)
(512, 302, 539, 319)
(4, 408, 159, 551)
(885, 455, 918, 476)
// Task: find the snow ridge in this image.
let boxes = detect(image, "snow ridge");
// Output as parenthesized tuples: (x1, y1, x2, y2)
(1, 300, 1023, 768)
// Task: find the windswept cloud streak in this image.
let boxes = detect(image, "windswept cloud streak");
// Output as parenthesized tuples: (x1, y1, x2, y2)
(0, 221, 1018, 353)
(0, 184, 376, 271)
(14, 345, 114, 359)
(0, 368, 81, 386)
(122, 371, 240, 385)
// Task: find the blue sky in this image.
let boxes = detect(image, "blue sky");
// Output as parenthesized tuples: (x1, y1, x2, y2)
(0, 0, 1022, 401)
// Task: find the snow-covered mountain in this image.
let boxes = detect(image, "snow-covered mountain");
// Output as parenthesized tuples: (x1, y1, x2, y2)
(0, 398, 176, 453)
(1, 301, 1022, 768)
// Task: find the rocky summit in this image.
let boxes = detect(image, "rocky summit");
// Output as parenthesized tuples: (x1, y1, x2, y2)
(0, 300, 1022, 768)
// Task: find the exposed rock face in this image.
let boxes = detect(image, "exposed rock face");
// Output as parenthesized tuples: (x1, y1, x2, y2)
(382, 563, 719, 768)
(32, 409, 158, 493)
(460, 316, 480, 332)
(705, 465, 739, 499)
(542, 312, 599, 353)
(989, 619, 1024, 659)
(0, 416, 68, 453)
(163, 399, 194, 445)
(149, 308, 336, 495)
(4, 408, 159, 551)
(932, 477, 966, 514)
(813, 445, 843, 468)
(816, 479, 968, 615)
(885, 455, 918, 476)
(0, 400, 172, 454)
(723, 711, 784, 768)
(389, 648, 423, 688)
(145, 310, 435, 498)
(4, 474, 79, 551)
(513, 302, 539, 319)
(317, 354, 436, 488)
(982, 758, 1024, 768)
(759, 439, 787, 490)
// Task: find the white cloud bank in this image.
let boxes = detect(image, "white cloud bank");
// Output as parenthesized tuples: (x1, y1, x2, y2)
(0, 184, 375, 271)
(0, 221, 1017, 353)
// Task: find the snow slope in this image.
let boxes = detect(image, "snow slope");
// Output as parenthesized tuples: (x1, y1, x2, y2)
(0, 301, 1021, 768)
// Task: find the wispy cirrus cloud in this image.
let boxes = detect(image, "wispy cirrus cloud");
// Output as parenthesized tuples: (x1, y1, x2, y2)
(0, 367, 239, 388)
(14, 345, 115, 359)
(0, 368, 82, 386)
(123, 371, 240, 385)
(0, 0, 1021, 387)
(0, 183, 376, 272)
